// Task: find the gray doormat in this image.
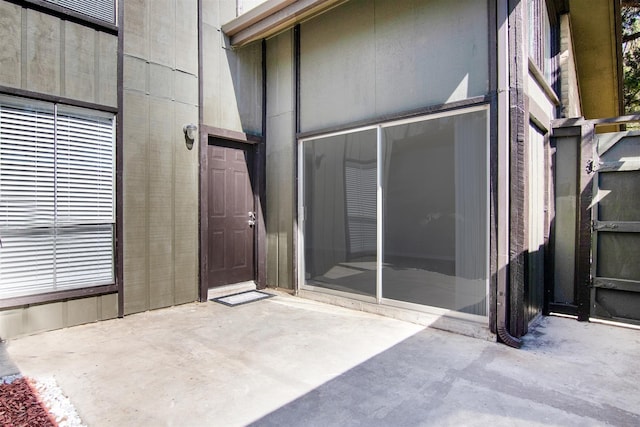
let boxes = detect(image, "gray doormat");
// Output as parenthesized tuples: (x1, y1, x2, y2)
(211, 290, 274, 306)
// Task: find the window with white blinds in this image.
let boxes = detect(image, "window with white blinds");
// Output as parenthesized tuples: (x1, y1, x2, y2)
(43, 0, 116, 25)
(0, 96, 115, 299)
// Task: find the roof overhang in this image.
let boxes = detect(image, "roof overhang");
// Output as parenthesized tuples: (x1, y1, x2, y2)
(567, 0, 624, 118)
(222, 0, 349, 47)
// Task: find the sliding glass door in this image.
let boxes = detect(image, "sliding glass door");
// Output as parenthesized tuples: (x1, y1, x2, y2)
(300, 106, 489, 317)
(302, 128, 378, 297)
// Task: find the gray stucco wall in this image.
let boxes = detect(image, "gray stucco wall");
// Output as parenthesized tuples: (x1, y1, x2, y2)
(0, 1, 118, 338)
(299, 0, 489, 132)
(122, 0, 199, 314)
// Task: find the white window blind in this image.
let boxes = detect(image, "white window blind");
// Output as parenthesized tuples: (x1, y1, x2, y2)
(43, 0, 116, 25)
(0, 96, 115, 299)
(345, 162, 377, 255)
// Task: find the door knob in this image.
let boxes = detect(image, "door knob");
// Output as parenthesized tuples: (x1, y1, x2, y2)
(248, 211, 256, 227)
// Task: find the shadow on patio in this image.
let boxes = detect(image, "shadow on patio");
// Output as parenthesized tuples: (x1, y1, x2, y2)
(4, 292, 640, 426)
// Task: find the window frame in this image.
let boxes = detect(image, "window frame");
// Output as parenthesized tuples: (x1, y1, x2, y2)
(527, 0, 559, 88)
(297, 104, 490, 322)
(0, 94, 118, 309)
(16, 0, 118, 34)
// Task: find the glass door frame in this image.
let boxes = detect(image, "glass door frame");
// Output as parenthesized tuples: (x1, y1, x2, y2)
(297, 104, 491, 322)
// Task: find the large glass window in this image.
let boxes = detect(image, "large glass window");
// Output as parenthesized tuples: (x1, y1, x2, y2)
(303, 129, 377, 297)
(382, 110, 488, 315)
(0, 96, 115, 299)
(300, 107, 489, 317)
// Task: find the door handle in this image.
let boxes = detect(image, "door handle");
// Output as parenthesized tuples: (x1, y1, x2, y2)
(248, 211, 256, 227)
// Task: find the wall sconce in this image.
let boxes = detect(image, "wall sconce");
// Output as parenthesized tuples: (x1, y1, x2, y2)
(183, 124, 198, 150)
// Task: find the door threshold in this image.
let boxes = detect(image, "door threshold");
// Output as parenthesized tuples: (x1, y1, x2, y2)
(298, 289, 495, 341)
(207, 281, 256, 300)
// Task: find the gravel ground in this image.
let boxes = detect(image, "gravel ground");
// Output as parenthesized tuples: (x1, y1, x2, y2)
(0, 374, 85, 427)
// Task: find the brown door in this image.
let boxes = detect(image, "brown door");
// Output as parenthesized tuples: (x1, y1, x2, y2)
(208, 140, 255, 287)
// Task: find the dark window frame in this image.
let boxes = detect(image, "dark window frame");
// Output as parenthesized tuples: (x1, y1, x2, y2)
(6, 0, 118, 34)
(527, 0, 560, 90)
(0, 89, 119, 310)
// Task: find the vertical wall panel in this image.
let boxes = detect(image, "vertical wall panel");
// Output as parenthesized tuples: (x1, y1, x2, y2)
(201, 0, 263, 135)
(149, 0, 175, 68)
(553, 135, 578, 304)
(24, 302, 64, 335)
(266, 30, 295, 289)
(123, 0, 199, 314)
(66, 297, 99, 326)
(98, 293, 119, 321)
(123, 91, 151, 314)
(124, 0, 149, 59)
(26, 10, 60, 96)
(97, 32, 118, 107)
(174, 102, 199, 304)
(0, 294, 118, 339)
(299, 0, 489, 132)
(148, 98, 175, 309)
(175, 0, 198, 75)
(0, 2, 117, 107)
(64, 22, 95, 101)
(0, 2, 22, 87)
(300, 0, 375, 131)
(0, 309, 25, 339)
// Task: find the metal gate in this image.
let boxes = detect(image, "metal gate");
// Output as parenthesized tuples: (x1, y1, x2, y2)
(590, 131, 640, 325)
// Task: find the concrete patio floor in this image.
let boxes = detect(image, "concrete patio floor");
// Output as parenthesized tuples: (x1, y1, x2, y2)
(2, 291, 639, 426)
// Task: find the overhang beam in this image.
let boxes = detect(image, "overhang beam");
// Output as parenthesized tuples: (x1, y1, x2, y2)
(222, 0, 348, 47)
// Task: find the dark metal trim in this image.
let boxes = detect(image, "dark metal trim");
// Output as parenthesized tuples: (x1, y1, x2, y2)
(594, 161, 640, 173)
(4, 0, 118, 34)
(297, 95, 493, 140)
(593, 278, 640, 293)
(200, 124, 263, 144)
(549, 126, 583, 314)
(488, 0, 498, 335)
(257, 38, 268, 290)
(293, 24, 301, 292)
(488, 0, 497, 94)
(116, 0, 124, 318)
(294, 25, 301, 133)
(543, 129, 556, 315)
(0, 285, 118, 310)
(507, 0, 527, 341)
(495, 0, 522, 348)
(553, 115, 640, 128)
(593, 221, 640, 233)
(576, 123, 594, 321)
(0, 85, 118, 114)
(548, 302, 577, 315)
(613, 0, 625, 116)
(197, 0, 206, 302)
(198, 128, 209, 302)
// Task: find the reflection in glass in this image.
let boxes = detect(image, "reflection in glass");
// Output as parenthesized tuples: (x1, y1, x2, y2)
(303, 129, 377, 296)
(381, 111, 487, 315)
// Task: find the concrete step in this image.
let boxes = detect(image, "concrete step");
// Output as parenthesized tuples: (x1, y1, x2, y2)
(207, 281, 256, 300)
